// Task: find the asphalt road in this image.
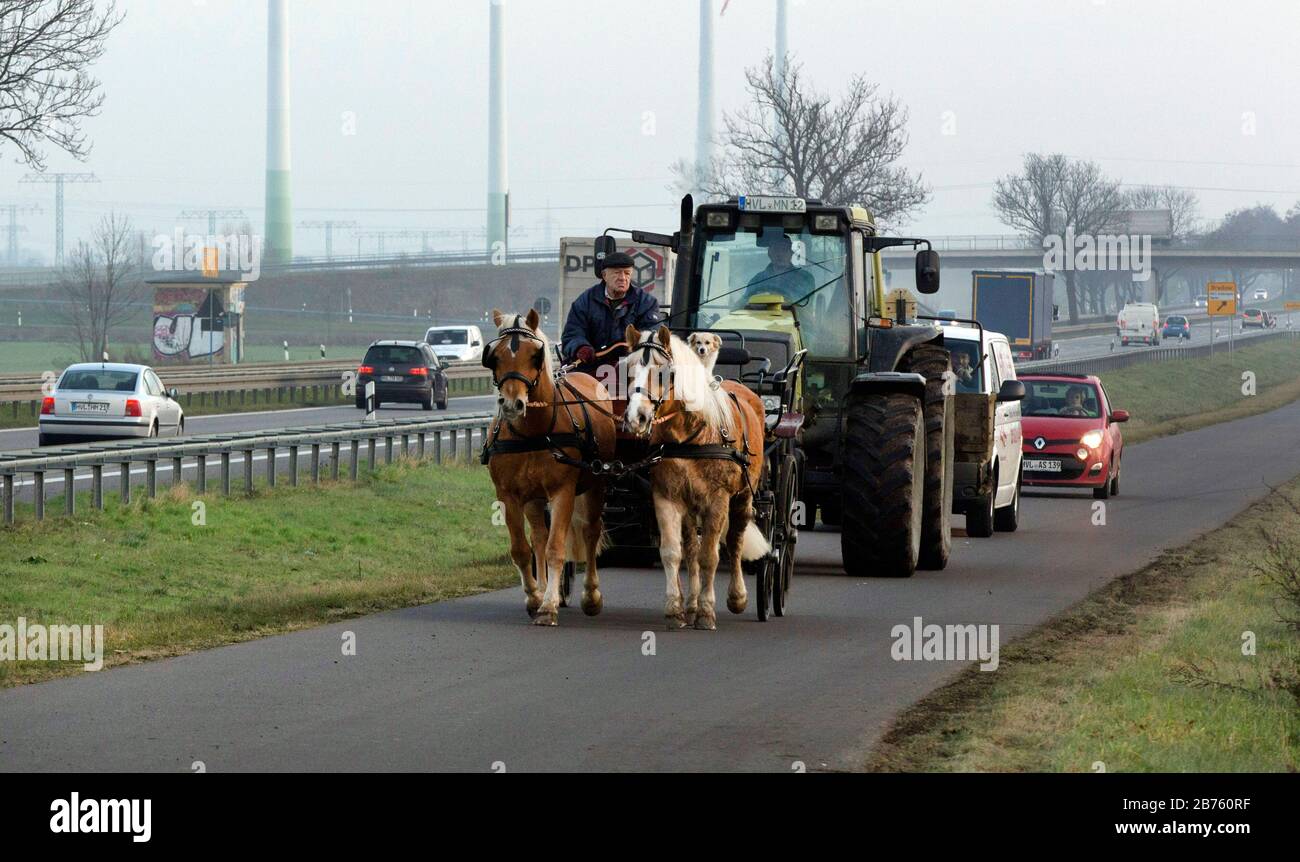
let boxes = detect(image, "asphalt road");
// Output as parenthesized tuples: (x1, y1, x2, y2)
(4, 397, 1300, 772)
(1053, 314, 1287, 359)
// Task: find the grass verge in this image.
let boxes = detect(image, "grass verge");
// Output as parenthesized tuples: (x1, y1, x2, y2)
(866, 477, 1300, 772)
(0, 461, 512, 687)
(1101, 336, 1300, 444)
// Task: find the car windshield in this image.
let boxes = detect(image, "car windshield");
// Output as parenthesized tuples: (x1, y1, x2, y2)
(427, 330, 468, 345)
(697, 221, 850, 357)
(1022, 380, 1102, 418)
(947, 340, 984, 393)
(59, 369, 138, 392)
(365, 346, 423, 365)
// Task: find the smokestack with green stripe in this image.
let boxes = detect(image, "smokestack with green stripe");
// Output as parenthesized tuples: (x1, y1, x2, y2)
(264, 0, 292, 265)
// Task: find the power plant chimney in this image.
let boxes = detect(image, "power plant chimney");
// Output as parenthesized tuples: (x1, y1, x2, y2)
(695, 0, 714, 196)
(775, 0, 788, 82)
(486, 0, 508, 255)
(265, 0, 293, 264)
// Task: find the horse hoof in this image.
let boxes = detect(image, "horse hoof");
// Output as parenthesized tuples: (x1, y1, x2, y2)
(684, 609, 698, 627)
(581, 590, 603, 616)
(727, 594, 748, 615)
(526, 597, 542, 618)
(665, 612, 687, 630)
(532, 609, 558, 627)
(693, 612, 717, 631)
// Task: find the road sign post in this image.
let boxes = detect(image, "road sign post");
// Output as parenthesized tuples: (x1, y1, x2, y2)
(1286, 300, 1300, 331)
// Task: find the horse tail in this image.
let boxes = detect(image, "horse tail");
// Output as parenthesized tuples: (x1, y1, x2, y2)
(740, 519, 769, 562)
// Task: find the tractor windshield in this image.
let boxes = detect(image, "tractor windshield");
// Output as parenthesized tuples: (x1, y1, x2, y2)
(696, 222, 851, 357)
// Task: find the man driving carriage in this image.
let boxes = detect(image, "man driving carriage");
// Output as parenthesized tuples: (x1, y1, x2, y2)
(561, 251, 662, 376)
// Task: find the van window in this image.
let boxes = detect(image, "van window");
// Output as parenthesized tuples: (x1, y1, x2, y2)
(427, 329, 468, 345)
(948, 340, 983, 393)
(992, 341, 1015, 383)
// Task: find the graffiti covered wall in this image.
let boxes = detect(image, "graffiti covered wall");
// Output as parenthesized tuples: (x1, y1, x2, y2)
(152, 285, 244, 364)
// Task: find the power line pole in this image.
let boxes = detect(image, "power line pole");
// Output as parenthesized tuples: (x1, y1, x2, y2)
(180, 208, 247, 235)
(299, 220, 358, 260)
(3, 204, 42, 265)
(19, 172, 99, 266)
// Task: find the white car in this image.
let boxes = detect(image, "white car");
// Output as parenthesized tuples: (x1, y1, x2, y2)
(939, 321, 1025, 536)
(1253, 288, 1268, 301)
(39, 363, 185, 447)
(423, 325, 484, 363)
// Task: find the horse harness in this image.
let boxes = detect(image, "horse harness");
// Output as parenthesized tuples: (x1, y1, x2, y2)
(480, 317, 599, 470)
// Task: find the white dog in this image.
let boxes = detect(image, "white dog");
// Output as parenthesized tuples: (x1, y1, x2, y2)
(686, 332, 722, 374)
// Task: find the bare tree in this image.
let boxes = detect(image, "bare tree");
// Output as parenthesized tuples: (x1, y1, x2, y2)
(58, 212, 141, 361)
(0, 0, 122, 169)
(672, 55, 929, 226)
(993, 154, 1125, 322)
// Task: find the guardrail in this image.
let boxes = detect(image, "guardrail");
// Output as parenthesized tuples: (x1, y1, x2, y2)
(1018, 328, 1300, 375)
(0, 360, 494, 420)
(0, 411, 496, 526)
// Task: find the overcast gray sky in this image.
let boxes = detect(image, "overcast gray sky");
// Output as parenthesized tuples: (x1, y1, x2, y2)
(3, 0, 1298, 260)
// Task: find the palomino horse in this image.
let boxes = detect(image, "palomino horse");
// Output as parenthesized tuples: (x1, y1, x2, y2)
(623, 324, 769, 630)
(481, 309, 616, 625)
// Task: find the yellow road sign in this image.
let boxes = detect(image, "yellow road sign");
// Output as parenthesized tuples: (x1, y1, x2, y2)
(1286, 301, 1300, 311)
(1208, 298, 1236, 316)
(1207, 282, 1237, 317)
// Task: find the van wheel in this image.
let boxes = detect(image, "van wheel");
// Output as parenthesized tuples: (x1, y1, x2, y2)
(994, 467, 1021, 532)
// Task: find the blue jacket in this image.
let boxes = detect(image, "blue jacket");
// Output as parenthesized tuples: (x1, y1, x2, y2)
(561, 282, 662, 366)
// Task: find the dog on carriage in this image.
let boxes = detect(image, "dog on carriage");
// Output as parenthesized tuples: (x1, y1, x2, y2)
(480, 308, 616, 626)
(686, 331, 722, 374)
(623, 324, 769, 630)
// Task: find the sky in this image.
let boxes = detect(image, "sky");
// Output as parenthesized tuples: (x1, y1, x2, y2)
(2, 0, 1299, 262)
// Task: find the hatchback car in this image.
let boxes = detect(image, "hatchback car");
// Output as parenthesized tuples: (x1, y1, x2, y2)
(38, 362, 184, 446)
(1161, 314, 1191, 340)
(356, 341, 449, 410)
(1241, 308, 1276, 329)
(1018, 374, 1127, 499)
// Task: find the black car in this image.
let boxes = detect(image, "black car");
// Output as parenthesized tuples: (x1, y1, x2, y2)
(356, 341, 449, 410)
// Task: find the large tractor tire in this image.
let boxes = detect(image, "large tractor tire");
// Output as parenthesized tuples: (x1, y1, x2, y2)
(900, 342, 955, 571)
(841, 390, 926, 578)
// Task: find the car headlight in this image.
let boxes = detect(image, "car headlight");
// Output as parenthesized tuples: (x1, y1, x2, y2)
(1080, 430, 1104, 449)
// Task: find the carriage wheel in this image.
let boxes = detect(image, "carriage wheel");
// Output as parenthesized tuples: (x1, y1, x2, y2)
(754, 557, 772, 622)
(772, 454, 799, 617)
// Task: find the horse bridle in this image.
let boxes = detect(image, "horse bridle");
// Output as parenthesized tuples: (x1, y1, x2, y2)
(482, 316, 545, 392)
(628, 338, 692, 436)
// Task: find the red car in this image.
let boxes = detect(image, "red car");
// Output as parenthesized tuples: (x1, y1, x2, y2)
(1018, 373, 1128, 499)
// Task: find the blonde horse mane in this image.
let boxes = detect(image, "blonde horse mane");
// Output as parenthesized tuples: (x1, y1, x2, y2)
(630, 329, 730, 432)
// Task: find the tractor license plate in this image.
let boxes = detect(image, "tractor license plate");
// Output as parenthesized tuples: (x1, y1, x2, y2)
(72, 402, 109, 413)
(1024, 458, 1061, 473)
(738, 195, 805, 213)
(381, 376, 403, 383)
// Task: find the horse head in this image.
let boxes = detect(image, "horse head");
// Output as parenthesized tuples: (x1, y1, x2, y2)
(484, 308, 549, 422)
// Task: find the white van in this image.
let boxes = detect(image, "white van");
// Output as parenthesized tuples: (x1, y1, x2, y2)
(940, 321, 1025, 537)
(424, 325, 484, 363)
(1117, 302, 1160, 346)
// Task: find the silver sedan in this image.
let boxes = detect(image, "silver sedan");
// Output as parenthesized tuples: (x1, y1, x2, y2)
(38, 362, 185, 447)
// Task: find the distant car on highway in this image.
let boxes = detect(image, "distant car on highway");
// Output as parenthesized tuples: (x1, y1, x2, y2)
(423, 325, 484, 364)
(356, 340, 449, 410)
(1241, 308, 1277, 329)
(1117, 302, 1160, 346)
(1018, 373, 1127, 500)
(38, 362, 184, 447)
(1253, 288, 1268, 301)
(1161, 314, 1191, 340)
(1193, 295, 1208, 309)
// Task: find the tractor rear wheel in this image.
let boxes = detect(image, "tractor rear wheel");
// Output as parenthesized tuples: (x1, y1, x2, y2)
(901, 343, 954, 571)
(841, 391, 926, 578)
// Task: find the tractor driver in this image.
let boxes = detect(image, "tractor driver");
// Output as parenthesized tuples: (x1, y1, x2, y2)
(738, 233, 815, 307)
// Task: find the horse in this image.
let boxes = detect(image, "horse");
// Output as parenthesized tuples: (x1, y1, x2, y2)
(480, 308, 616, 626)
(622, 324, 769, 630)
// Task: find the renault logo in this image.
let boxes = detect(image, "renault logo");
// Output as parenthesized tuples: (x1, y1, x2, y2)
(1034, 437, 1046, 450)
